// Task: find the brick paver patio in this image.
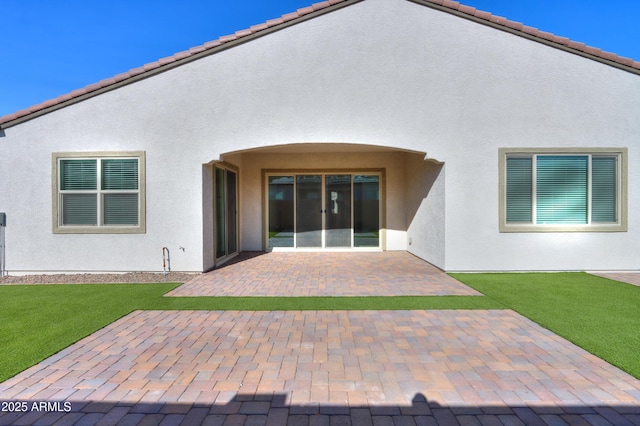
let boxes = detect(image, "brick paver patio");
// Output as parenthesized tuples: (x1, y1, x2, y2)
(1, 309, 639, 425)
(166, 251, 481, 297)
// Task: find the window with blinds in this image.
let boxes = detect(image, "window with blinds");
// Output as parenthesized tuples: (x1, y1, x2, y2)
(505, 157, 532, 223)
(102, 159, 139, 225)
(536, 156, 589, 224)
(55, 153, 144, 232)
(504, 152, 620, 229)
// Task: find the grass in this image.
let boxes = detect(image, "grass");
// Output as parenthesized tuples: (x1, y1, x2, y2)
(451, 272, 640, 380)
(0, 272, 638, 383)
(268, 231, 291, 239)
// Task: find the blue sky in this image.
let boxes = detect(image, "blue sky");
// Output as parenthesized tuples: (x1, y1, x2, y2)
(1, 0, 638, 118)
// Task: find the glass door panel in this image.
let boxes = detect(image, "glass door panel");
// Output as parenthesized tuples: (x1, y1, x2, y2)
(353, 175, 380, 247)
(296, 175, 322, 247)
(226, 170, 237, 254)
(325, 175, 351, 247)
(215, 167, 226, 258)
(215, 166, 238, 261)
(268, 176, 294, 248)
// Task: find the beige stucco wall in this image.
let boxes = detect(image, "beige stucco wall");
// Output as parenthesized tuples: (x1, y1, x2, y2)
(405, 158, 445, 269)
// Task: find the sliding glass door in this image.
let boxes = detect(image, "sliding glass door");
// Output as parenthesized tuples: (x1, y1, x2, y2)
(267, 172, 379, 249)
(215, 166, 238, 262)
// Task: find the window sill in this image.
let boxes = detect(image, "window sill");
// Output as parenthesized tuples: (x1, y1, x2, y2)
(500, 223, 627, 233)
(53, 226, 146, 234)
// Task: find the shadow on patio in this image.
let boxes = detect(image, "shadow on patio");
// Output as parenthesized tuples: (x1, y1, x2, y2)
(2, 393, 638, 425)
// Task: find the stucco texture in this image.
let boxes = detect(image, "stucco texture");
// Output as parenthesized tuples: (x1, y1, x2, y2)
(1, 0, 638, 272)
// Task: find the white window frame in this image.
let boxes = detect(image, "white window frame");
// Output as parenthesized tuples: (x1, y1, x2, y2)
(499, 148, 627, 233)
(52, 151, 146, 234)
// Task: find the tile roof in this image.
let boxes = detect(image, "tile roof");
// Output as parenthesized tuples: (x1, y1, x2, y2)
(1, 0, 638, 128)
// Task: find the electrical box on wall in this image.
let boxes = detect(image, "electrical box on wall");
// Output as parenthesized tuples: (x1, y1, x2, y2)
(0, 213, 5, 227)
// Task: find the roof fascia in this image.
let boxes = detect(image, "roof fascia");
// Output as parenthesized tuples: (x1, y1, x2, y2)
(0, 0, 361, 130)
(410, 0, 640, 77)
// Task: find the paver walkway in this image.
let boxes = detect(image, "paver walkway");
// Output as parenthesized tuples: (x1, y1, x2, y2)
(1, 310, 639, 425)
(590, 272, 640, 287)
(166, 251, 481, 297)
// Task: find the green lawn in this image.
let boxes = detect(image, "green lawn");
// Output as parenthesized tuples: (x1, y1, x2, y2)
(0, 272, 638, 383)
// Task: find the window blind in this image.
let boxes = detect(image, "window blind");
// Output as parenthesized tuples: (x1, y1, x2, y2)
(103, 194, 138, 225)
(506, 157, 532, 223)
(592, 156, 616, 223)
(102, 159, 138, 190)
(60, 159, 97, 190)
(62, 194, 97, 225)
(536, 156, 588, 224)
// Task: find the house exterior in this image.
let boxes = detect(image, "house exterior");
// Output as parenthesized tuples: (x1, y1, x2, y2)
(1, 0, 638, 273)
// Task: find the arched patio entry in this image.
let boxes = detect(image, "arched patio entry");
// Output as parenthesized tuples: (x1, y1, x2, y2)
(203, 143, 444, 271)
